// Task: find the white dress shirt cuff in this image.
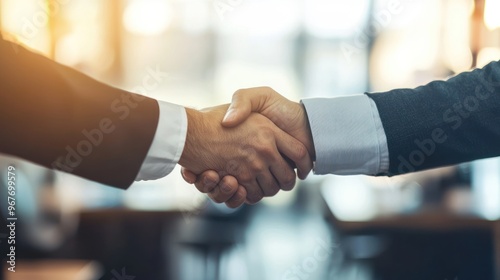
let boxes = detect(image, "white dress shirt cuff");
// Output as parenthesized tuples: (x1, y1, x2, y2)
(301, 95, 389, 175)
(135, 101, 187, 181)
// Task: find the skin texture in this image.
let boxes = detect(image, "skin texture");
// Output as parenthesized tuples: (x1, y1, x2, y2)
(178, 103, 312, 205)
(181, 87, 315, 207)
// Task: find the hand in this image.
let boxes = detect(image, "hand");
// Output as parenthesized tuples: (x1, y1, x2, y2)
(223, 87, 315, 165)
(182, 87, 315, 207)
(178, 104, 311, 205)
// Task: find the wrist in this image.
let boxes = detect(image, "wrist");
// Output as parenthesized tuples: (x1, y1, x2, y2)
(178, 106, 229, 173)
(300, 103, 316, 161)
(179, 108, 205, 169)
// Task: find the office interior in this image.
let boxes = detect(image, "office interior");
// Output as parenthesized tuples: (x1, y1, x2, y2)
(1, 0, 500, 279)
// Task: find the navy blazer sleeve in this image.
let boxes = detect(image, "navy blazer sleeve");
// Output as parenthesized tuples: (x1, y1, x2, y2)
(367, 60, 500, 175)
(0, 35, 159, 189)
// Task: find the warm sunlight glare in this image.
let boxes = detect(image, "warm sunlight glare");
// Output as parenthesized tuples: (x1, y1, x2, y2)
(484, 0, 500, 30)
(123, 0, 171, 36)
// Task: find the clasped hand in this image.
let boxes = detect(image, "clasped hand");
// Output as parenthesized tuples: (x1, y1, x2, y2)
(178, 87, 315, 208)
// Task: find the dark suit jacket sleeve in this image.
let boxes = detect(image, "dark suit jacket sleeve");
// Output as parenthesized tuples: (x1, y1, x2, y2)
(0, 35, 160, 189)
(367, 60, 500, 176)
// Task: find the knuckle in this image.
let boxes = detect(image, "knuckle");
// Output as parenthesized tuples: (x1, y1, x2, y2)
(261, 86, 274, 93)
(258, 129, 275, 144)
(242, 146, 257, 161)
(259, 126, 274, 138)
(233, 88, 247, 97)
(292, 144, 308, 161)
(250, 161, 265, 173)
(253, 137, 274, 155)
(257, 143, 274, 156)
(238, 171, 253, 183)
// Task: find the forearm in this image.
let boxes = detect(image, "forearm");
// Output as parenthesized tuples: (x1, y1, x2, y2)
(0, 36, 159, 188)
(368, 60, 500, 175)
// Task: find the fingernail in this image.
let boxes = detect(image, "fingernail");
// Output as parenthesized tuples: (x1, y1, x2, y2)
(183, 174, 196, 184)
(204, 177, 216, 188)
(233, 192, 242, 201)
(221, 183, 232, 193)
(223, 109, 235, 123)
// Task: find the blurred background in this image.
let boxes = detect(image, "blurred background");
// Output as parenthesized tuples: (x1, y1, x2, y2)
(1, 0, 500, 279)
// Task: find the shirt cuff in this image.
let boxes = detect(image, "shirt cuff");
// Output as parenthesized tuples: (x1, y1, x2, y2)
(135, 101, 187, 181)
(301, 95, 389, 175)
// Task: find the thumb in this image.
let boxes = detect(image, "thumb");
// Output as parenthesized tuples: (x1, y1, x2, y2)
(222, 89, 268, 127)
(181, 167, 198, 184)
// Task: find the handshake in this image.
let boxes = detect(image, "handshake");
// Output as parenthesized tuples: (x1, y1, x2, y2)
(178, 87, 315, 208)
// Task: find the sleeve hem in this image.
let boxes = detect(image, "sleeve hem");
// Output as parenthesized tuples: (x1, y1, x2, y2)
(302, 95, 385, 175)
(135, 101, 187, 181)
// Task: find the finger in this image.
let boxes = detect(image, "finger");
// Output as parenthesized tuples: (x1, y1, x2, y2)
(181, 168, 198, 184)
(226, 159, 263, 205)
(222, 88, 271, 127)
(225, 185, 247, 208)
(273, 128, 313, 180)
(256, 170, 281, 197)
(193, 170, 220, 193)
(269, 159, 296, 191)
(207, 176, 239, 203)
(265, 138, 296, 191)
(244, 179, 264, 204)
